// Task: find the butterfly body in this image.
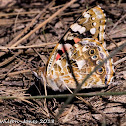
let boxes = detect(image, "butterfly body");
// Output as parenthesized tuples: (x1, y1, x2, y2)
(36, 6, 114, 91)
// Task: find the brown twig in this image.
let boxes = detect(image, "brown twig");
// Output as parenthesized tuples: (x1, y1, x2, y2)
(107, 40, 126, 50)
(110, 26, 126, 35)
(62, 104, 74, 123)
(0, 69, 36, 78)
(0, 11, 40, 17)
(0, 42, 57, 50)
(113, 56, 126, 66)
(0, 50, 23, 67)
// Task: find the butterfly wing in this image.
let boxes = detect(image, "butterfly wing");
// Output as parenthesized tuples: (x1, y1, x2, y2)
(46, 6, 114, 91)
(63, 5, 106, 46)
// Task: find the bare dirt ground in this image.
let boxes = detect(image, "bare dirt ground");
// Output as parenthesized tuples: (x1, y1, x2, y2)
(0, 0, 126, 125)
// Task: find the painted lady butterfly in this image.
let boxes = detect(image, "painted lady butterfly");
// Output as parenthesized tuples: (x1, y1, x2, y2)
(35, 6, 114, 91)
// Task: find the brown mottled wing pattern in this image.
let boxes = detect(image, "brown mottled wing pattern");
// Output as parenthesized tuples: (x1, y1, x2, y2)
(45, 6, 114, 91)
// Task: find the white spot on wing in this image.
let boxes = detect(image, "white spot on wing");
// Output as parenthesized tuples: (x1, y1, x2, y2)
(97, 5, 101, 8)
(92, 17, 95, 20)
(82, 46, 89, 52)
(96, 80, 104, 86)
(57, 44, 62, 49)
(82, 12, 90, 23)
(64, 44, 72, 50)
(56, 60, 62, 68)
(100, 25, 105, 32)
(74, 44, 78, 48)
(93, 22, 96, 26)
(102, 41, 106, 48)
(90, 28, 96, 34)
(84, 13, 90, 18)
(78, 27, 86, 34)
(57, 43, 72, 51)
(93, 8, 103, 19)
(76, 60, 86, 69)
(71, 23, 81, 32)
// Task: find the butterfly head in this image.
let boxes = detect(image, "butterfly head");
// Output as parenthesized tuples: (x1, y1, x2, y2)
(33, 67, 47, 84)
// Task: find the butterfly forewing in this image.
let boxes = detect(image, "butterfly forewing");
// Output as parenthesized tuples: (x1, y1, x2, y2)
(63, 5, 106, 45)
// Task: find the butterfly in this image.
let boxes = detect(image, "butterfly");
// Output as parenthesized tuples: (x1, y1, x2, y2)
(34, 5, 114, 92)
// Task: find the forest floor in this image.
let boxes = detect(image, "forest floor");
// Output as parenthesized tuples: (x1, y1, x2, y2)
(0, 0, 126, 125)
